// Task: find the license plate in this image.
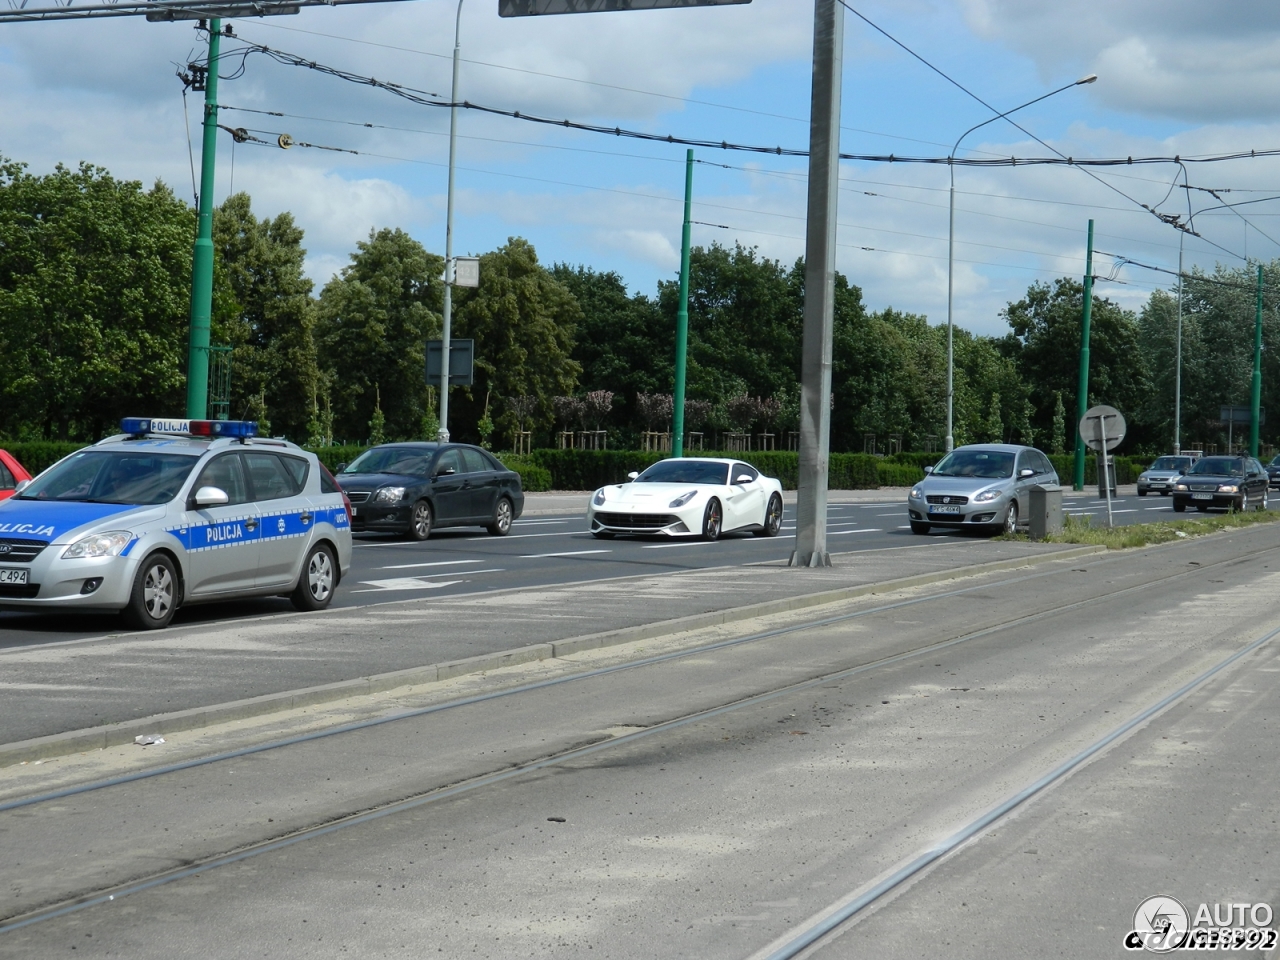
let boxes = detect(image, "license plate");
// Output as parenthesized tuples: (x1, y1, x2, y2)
(1191, 493, 1213, 500)
(350, 506, 359, 516)
(0, 567, 29, 585)
(930, 505, 962, 515)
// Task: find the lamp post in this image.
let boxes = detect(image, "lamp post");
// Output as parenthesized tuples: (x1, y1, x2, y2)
(437, 0, 465, 442)
(944, 74, 1096, 452)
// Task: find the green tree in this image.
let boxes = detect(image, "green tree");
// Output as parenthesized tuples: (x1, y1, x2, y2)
(0, 159, 195, 440)
(449, 238, 582, 445)
(999, 278, 1149, 445)
(1051, 391, 1066, 454)
(315, 228, 442, 442)
(213, 193, 319, 439)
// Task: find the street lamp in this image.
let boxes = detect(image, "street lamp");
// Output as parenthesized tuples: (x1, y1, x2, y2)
(437, 0, 466, 442)
(944, 74, 1096, 452)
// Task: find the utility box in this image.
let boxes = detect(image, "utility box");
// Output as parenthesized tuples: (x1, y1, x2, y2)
(1029, 483, 1063, 540)
(1096, 453, 1117, 498)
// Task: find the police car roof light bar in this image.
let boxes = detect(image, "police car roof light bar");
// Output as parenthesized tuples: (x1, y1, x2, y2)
(120, 418, 258, 439)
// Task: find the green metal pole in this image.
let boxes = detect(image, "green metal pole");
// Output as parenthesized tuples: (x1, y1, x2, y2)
(1072, 219, 1095, 491)
(185, 19, 221, 420)
(672, 149, 693, 458)
(1251, 263, 1263, 457)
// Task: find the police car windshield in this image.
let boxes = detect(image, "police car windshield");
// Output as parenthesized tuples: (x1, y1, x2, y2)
(343, 446, 436, 477)
(635, 461, 729, 484)
(18, 451, 197, 505)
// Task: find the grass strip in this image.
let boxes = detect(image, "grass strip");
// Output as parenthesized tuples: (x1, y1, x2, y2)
(1003, 507, 1280, 549)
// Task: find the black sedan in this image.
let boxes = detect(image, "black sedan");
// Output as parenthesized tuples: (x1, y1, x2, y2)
(1171, 455, 1270, 513)
(336, 443, 524, 540)
(1266, 454, 1280, 489)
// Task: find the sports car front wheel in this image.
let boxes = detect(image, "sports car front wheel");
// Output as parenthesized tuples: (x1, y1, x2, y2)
(702, 498, 722, 541)
(754, 493, 783, 537)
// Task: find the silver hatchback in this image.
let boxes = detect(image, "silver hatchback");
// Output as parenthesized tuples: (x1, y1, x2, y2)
(906, 444, 1059, 535)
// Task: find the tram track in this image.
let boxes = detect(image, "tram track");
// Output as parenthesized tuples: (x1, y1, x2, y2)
(2, 537, 1278, 940)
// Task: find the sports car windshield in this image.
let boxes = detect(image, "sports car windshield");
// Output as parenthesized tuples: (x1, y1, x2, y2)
(17, 451, 197, 505)
(343, 446, 437, 477)
(635, 461, 730, 484)
(930, 450, 1014, 479)
(1188, 457, 1243, 476)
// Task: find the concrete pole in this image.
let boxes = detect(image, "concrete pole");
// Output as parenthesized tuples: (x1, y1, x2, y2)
(437, 0, 464, 442)
(185, 19, 221, 420)
(790, 0, 843, 569)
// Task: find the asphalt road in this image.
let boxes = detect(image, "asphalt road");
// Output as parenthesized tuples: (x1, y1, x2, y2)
(3, 526, 1277, 957)
(0, 492, 1235, 647)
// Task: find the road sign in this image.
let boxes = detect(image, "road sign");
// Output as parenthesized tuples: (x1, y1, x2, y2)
(1220, 405, 1265, 425)
(1079, 405, 1126, 452)
(500, 0, 749, 15)
(452, 257, 481, 289)
(426, 339, 475, 387)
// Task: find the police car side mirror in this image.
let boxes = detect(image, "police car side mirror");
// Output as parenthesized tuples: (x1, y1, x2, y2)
(13, 479, 29, 494)
(193, 486, 230, 508)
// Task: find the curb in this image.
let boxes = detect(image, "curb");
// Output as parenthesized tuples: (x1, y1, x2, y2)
(0, 544, 1104, 768)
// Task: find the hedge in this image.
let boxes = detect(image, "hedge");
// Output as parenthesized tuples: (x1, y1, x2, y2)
(2, 441, 84, 475)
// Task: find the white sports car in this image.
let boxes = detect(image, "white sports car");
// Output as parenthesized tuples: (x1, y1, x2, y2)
(588, 457, 785, 540)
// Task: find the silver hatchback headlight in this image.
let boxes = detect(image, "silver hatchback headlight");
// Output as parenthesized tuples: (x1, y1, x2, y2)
(972, 489, 1002, 503)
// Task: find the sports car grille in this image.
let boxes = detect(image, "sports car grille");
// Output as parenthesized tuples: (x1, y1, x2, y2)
(926, 495, 969, 505)
(1189, 483, 1220, 492)
(344, 491, 371, 503)
(0, 539, 48, 563)
(595, 512, 680, 528)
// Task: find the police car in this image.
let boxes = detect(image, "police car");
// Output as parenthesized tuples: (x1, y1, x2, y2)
(0, 418, 352, 629)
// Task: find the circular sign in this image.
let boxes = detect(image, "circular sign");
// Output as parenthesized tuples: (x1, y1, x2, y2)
(1079, 404, 1127, 452)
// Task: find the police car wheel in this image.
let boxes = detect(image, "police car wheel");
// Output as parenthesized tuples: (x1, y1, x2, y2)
(488, 497, 514, 536)
(123, 554, 178, 630)
(291, 543, 337, 611)
(408, 500, 433, 541)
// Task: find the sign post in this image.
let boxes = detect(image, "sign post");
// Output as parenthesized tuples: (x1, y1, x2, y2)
(1080, 404, 1126, 529)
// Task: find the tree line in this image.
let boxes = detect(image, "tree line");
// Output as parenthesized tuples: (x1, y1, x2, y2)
(3, 156, 1278, 456)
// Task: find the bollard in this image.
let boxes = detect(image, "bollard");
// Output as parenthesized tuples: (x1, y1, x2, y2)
(1029, 483, 1063, 540)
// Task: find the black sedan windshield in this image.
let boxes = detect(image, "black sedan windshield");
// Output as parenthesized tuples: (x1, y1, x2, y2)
(930, 449, 1014, 479)
(18, 451, 197, 505)
(343, 446, 437, 477)
(636, 461, 730, 484)
(1188, 457, 1244, 476)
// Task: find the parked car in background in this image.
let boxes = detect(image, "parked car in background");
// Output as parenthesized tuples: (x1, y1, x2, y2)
(906, 443, 1059, 536)
(336, 443, 524, 540)
(1137, 455, 1196, 496)
(1172, 456, 1269, 513)
(0, 449, 32, 502)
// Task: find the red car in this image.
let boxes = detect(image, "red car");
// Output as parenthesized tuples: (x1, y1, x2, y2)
(0, 449, 32, 501)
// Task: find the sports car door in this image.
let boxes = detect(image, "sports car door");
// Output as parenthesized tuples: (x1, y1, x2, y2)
(725, 462, 765, 531)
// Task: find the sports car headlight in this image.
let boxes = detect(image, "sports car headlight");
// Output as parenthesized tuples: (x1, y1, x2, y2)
(592, 488, 607, 506)
(374, 486, 406, 503)
(1218, 484, 1239, 493)
(669, 490, 698, 508)
(62, 531, 133, 559)
(972, 489, 1002, 503)
(909, 486, 922, 499)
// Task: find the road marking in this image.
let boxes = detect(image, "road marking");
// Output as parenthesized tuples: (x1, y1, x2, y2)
(513, 519, 569, 525)
(377, 559, 486, 571)
(832, 528, 883, 534)
(641, 541, 716, 549)
(353, 578, 464, 593)
(519, 549, 611, 558)
(461, 530, 579, 541)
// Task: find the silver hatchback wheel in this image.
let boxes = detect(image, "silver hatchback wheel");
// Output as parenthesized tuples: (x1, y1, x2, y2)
(1002, 501, 1019, 535)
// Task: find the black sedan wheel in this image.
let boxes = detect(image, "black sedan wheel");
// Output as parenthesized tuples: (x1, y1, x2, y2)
(408, 500, 433, 541)
(488, 496, 514, 536)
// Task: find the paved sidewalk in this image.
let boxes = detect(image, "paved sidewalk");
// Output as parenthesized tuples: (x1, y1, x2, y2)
(1, 537, 1099, 747)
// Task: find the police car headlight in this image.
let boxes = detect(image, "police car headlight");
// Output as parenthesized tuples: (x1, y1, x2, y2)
(62, 531, 133, 559)
(374, 486, 406, 503)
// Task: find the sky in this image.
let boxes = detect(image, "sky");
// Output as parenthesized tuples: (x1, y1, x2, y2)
(4, 0, 1280, 336)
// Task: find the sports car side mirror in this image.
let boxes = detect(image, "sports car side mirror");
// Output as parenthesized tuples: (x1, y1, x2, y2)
(735, 474, 753, 484)
(193, 485, 230, 508)
(627, 471, 639, 480)
(13, 479, 29, 494)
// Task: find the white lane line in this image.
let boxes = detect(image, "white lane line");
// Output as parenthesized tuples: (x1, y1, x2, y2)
(642, 541, 717, 549)
(461, 530, 580, 541)
(833, 528, 883, 535)
(513, 519, 569, 525)
(519, 549, 611, 559)
(1110, 509, 1138, 513)
(377, 559, 486, 571)
(896, 525, 914, 529)
(354, 568, 505, 591)
(875, 512, 900, 516)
